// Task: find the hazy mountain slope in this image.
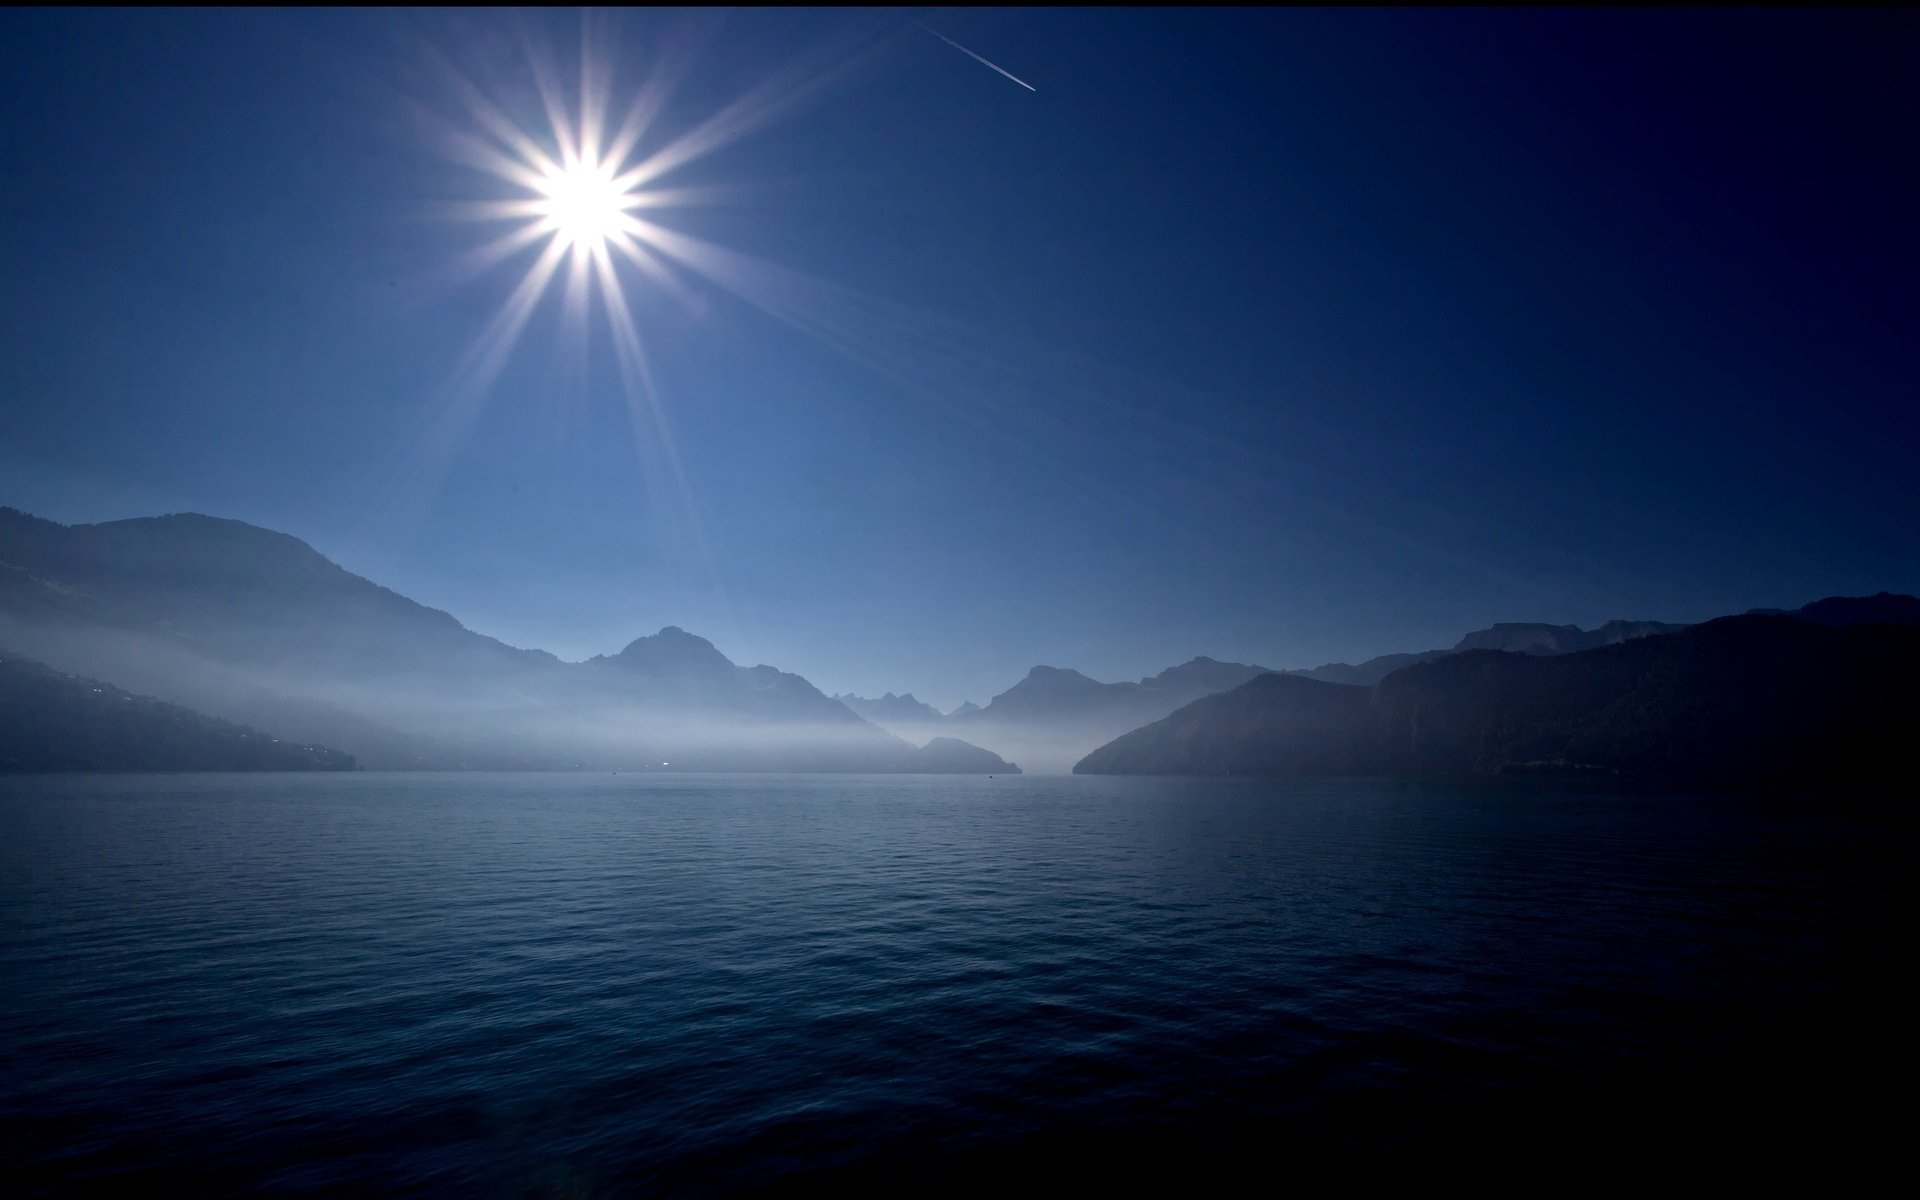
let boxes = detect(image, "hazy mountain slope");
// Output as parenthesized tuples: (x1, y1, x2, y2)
(948, 656, 1279, 773)
(833, 692, 947, 726)
(1070, 674, 1375, 777)
(0, 507, 575, 766)
(0, 507, 1006, 772)
(1077, 609, 1920, 788)
(902, 737, 1020, 774)
(1289, 651, 1447, 687)
(589, 627, 868, 724)
(1291, 619, 1689, 686)
(0, 617, 538, 770)
(575, 627, 946, 771)
(0, 650, 355, 771)
(1288, 597, 1913, 689)
(0, 507, 558, 684)
(828, 690, 959, 757)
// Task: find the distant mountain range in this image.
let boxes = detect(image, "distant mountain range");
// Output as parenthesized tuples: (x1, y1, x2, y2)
(1077, 596, 1920, 788)
(836, 657, 1286, 774)
(833, 692, 948, 726)
(1, 650, 355, 771)
(942, 657, 1282, 774)
(1287, 619, 1690, 686)
(839, 620, 1694, 774)
(8, 503, 1912, 787)
(0, 507, 1016, 774)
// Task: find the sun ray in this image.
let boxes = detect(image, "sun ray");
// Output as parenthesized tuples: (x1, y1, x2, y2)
(434, 198, 549, 223)
(600, 11, 719, 174)
(617, 23, 889, 193)
(427, 9, 900, 408)
(601, 74, 676, 178)
(362, 234, 573, 542)
(397, 13, 1504, 617)
(518, 15, 580, 170)
(436, 130, 549, 192)
(606, 227, 702, 312)
(425, 46, 563, 183)
(576, 27, 601, 162)
(454, 236, 571, 401)
(590, 239, 732, 620)
(406, 10, 905, 583)
(603, 215, 1288, 541)
(438, 220, 562, 287)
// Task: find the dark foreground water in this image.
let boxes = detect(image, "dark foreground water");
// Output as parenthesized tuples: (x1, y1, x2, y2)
(1, 773, 1910, 1194)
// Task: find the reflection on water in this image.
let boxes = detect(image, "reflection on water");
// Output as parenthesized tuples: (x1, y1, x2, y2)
(1, 772, 1909, 1194)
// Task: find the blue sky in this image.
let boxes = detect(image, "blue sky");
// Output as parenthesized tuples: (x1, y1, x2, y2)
(2, 8, 1914, 709)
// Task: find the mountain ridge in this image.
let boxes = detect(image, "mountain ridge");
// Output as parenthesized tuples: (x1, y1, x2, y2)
(8, 505, 1909, 782)
(1289, 617, 1692, 687)
(1, 648, 357, 772)
(0, 507, 1014, 773)
(1076, 602, 1920, 787)
(833, 691, 948, 726)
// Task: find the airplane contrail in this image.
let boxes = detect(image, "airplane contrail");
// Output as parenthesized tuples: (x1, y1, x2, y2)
(916, 22, 1036, 92)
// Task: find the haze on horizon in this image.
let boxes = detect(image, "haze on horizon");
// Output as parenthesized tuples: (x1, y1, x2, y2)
(2, 8, 1914, 712)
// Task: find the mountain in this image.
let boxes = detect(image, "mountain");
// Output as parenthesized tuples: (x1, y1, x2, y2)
(598, 625, 738, 678)
(968, 665, 1109, 721)
(1291, 618, 1690, 687)
(1076, 604, 1920, 788)
(576, 627, 944, 772)
(833, 691, 948, 726)
(0, 507, 1005, 773)
(589, 626, 863, 727)
(1786, 592, 1920, 628)
(1, 650, 355, 771)
(948, 655, 1280, 773)
(1289, 598, 1911, 689)
(0, 508, 558, 680)
(902, 737, 1019, 774)
(0, 506, 560, 767)
(1289, 651, 1446, 687)
(947, 701, 981, 718)
(1076, 674, 1374, 778)
(1452, 619, 1691, 654)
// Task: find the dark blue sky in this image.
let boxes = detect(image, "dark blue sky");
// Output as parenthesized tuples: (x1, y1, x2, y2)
(2, 8, 1914, 708)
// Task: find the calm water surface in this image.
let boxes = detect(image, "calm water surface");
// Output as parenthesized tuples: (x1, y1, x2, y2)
(1, 773, 1909, 1194)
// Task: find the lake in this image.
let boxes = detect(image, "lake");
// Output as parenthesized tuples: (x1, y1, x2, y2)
(1, 772, 1909, 1194)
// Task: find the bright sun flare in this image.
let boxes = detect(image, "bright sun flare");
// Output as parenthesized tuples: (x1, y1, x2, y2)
(436, 22, 743, 411)
(534, 159, 630, 251)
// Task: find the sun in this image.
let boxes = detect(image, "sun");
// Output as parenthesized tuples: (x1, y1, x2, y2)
(427, 13, 790, 411)
(534, 157, 630, 252)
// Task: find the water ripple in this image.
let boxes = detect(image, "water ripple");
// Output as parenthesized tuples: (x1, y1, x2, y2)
(2, 772, 1910, 1193)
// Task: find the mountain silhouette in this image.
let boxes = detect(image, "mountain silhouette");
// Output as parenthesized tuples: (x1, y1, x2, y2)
(0, 507, 1011, 773)
(833, 692, 948, 726)
(588, 627, 868, 726)
(1784, 592, 1920, 628)
(1290, 618, 1690, 686)
(903, 736, 1021, 773)
(946, 656, 1280, 773)
(601, 626, 739, 677)
(1076, 604, 1920, 788)
(1, 649, 355, 771)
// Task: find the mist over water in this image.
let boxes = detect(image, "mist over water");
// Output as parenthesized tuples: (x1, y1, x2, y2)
(2, 772, 1906, 1193)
